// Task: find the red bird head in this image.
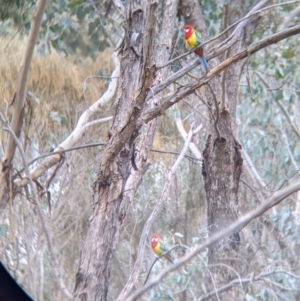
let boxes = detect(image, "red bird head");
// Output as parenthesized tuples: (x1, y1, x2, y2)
(151, 233, 160, 249)
(183, 24, 194, 39)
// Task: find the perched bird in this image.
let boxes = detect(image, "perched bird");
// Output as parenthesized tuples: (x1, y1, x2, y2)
(183, 24, 209, 73)
(151, 233, 174, 263)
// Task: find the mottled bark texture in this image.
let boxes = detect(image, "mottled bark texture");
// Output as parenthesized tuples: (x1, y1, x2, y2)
(180, 0, 263, 297)
(73, 1, 158, 300)
(202, 111, 243, 259)
(180, 0, 243, 254)
(115, 0, 179, 299)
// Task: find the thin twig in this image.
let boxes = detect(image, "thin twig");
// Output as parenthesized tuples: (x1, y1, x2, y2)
(0, 114, 73, 300)
(118, 124, 201, 300)
(156, 0, 296, 70)
(144, 244, 187, 285)
(150, 148, 201, 162)
(12, 142, 202, 176)
(125, 179, 300, 301)
(198, 270, 300, 301)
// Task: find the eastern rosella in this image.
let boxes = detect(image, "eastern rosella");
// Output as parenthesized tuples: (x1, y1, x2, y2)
(183, 24, 209, 73)
(151, 233, 174, 263)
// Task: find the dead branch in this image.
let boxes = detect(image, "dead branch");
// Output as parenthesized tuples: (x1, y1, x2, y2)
(116, 124, 202, 300)
(142, 24, 300, 123)
(1, 0, 48, 169)
(0, 114, 73, 300)
(13, 49, 120, 187)
(125, 179, 300, 301)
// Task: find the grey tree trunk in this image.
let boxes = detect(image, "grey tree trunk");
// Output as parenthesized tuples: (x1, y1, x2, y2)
(180, 0, 265, 298)
(73, 1, 158, 300)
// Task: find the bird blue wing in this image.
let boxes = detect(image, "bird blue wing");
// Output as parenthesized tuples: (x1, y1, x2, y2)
(160, 242, 168, 253)
(160, 242, 174, 263)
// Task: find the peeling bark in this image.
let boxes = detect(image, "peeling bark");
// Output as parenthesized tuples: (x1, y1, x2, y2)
(181, 0, 253, 297)
(73, 1, 158, 300)
(202, 110, 243, 259)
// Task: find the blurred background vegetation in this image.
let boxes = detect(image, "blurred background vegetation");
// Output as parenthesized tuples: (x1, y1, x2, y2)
(0, 0, 300, 300)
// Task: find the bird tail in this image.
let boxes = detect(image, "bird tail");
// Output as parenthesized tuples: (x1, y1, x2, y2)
(199, 55, 209, 73)
(165, 253, 184, 275)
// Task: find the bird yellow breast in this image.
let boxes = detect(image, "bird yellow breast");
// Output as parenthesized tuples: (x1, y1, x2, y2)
(186, 34, 198, 49)
(153, 243, 163, 256)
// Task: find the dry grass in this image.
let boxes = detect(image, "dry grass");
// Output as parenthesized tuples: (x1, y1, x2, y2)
(0, 34, 186, 157)
(0, 34, 113, 146)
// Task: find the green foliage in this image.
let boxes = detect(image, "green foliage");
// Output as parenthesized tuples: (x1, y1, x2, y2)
(1, 0, 300, 300)
(238, 29, 300, 186)
(236, 4, 300, 299)
(1, 0, 117, 58)
(202, 0, 223, 36)
(0, 0, 34, 24)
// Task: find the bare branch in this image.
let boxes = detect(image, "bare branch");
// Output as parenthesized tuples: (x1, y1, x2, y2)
(14, 142, 200, 178)
(117, 124, 201, 300)
(2, 0, 48, 168)
(142, 24, 300, 123)
(150, 148, 200, 162)
(217, 0, 271, 49)
(157, 0, 296, 70)
(0, 114, 73, 300)
(125, 179, 300, 301)
(14, 48, 120, 187)
(143, 244, 190, 285)
(175, 117, 202, 162)
(241, 149, 267, 190)
(198, 270, 300, 301)
(280, 3, 300, 29)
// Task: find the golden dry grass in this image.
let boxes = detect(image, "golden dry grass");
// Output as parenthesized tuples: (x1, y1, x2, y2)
(0, 34, 182, 164)
(0, 34, 113, 145)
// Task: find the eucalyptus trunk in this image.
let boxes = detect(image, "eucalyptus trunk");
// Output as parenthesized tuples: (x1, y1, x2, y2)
(180, 0, 264, 298)
(73, 1, 157, 300)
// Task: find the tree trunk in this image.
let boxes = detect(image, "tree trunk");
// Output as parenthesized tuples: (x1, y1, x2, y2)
(203, 43, 246, 271)
(73, 1, 158, 300)
(202, 109, 243, 275)
(180, 0, 263, 297)
(201, 0, 268, 298)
